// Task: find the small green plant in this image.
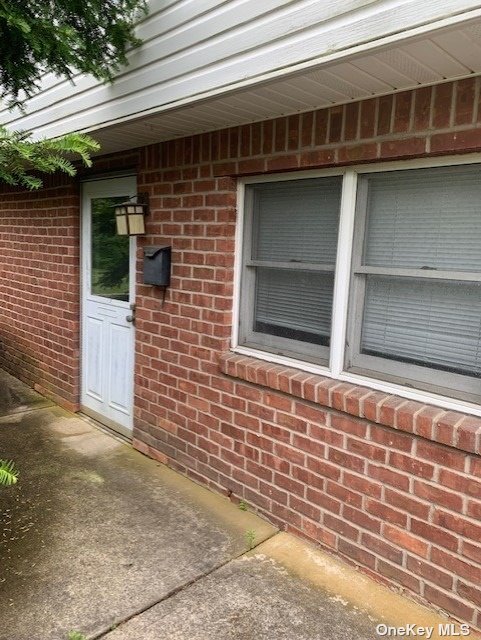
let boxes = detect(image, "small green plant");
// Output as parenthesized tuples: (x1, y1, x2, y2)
(0, 459, 18, 486)
(245, 529, 256, 550)
(67, 632, 87, 640)
(238, 500, 248, 511)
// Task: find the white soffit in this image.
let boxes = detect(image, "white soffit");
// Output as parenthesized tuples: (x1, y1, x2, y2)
(91, 19, 481, 154)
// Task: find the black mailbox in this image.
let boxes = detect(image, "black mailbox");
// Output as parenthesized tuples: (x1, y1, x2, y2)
(143, 245, 171, 287)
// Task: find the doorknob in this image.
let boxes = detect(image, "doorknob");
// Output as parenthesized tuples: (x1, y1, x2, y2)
(126, 303, 136, 324)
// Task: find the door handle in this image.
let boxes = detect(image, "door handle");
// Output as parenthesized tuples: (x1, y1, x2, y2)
(126, 303, 136, 324)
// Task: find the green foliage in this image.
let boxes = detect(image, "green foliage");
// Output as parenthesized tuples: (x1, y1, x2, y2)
(91, 198, 129, 296)
(238, 500, 248, 511)
(0, 1, 146, 189)
(67, 632, 87, 640)
(0, 459, 18, 486)
(245, 529, 256, 550)
(0, 126, 99, 189)
(0, 0, 147, 106)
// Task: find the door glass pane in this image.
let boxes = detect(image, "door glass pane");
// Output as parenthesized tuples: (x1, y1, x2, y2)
(91, 197, 130, 301)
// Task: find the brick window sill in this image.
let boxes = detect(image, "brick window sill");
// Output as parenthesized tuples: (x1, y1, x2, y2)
(219, 352, 481, 457)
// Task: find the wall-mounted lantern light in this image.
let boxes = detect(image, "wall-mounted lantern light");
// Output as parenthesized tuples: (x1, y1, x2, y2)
(114, 193, 149, 236)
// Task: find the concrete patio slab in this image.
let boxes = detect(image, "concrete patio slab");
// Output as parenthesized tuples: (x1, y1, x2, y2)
(0, 402, 275, 640)
(104, 532, 475, 640)
(0, 368, 51, 416)
(102, 542, 378, 640)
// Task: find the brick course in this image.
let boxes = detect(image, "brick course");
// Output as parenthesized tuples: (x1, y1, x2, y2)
(2, 78, 481, 626)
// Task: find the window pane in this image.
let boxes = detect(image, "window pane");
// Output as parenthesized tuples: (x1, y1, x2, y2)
(251, 177, 342, 264)
(91, 197, 130, 301)
(363, 165, 481, 271)
(361, 276, 481, 376)
(255, 268, 334, 345)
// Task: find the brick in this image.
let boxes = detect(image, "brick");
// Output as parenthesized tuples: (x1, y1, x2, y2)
(314, 109, 328, 146)
(415, 406, 445, 440)
(393, 91, 413, 133)
(306, 486, 341, 515)
(330, 414, 366, 438)
(396, 401, 423, 433)
(431, 547, 481, 584)
(300, 111, 314, 147)
(462, 540, 481, 564)
(362, 532, 403, 564)
(406, 557, 453, 590)
(338, 143, 377, 163)
(266, 155, 299, 172)
(338, 538, 376, 569)
(306, 456, 341, 481)
(329, 448, 365, 473)
(361, 391, 390, 422)
(415, 440, 466, 471)
(324, 514, 359, 541)
(389, 451, 434, 480)
(344, 102, 359, 141)
(274, 117, 287, 152)
(328, 106, 343, 143)
(455, 78, 475, 126)
(378, 560, 421, 593)
(458, 582, 481, 608)
(439, 469, 481, 499)
(365, 498, 407, 527)
(289, 495, 321, 521)
(379, 137, 426, 159)
(433, 509, 481, 542)
(432, 83, 453, 129)
(343, 472, 382, 499)
(377, 95, 393, 135)
(413, 86, 432, 131)
(411, 518, 458, 551)
(368, 464, 410, 491)
(424, 585, 475, 622)
(299, 149, 335, 167)
(456, 415, 481, 453)
(370, 425, 412, 452)
(343, 505, 381, 533)
(414, 480, 463, 512)
(383, 524, 429, 558)
(431, 128, 481, 154)
(327, 481, 363, 509)
(360, 99, 376, 138)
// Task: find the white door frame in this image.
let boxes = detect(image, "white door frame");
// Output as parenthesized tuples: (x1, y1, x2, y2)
(80, 176, 137, 437)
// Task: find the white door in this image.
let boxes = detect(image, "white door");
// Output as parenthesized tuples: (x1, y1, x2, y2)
(81, 177, 137, 437)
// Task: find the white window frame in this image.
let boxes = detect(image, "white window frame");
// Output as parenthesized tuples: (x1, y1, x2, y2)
(232, 153, 481, 419)
(238, 173, 344, 365)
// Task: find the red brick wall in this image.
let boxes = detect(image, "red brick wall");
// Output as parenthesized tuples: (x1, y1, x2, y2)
(0, 177, 81, 409)
(133, 78, 481, 628)
(0, 151, 139, 409)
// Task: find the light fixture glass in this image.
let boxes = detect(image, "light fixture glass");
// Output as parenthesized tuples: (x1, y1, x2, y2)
(114, 195, 149, 236)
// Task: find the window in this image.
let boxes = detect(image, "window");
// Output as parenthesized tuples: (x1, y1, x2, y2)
(239, 177, 342, 364)
(347, 165, 481, 402)
(237, 161, 481, 406)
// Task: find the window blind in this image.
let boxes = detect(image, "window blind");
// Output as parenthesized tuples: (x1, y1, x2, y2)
(361, 277, 481, 376)
(246, 177, 342, 350)
(359, 164, 481, 378)
(255, 268, 334, 344)
(363, 166, 481, 271)
(253, 178, 341, 265)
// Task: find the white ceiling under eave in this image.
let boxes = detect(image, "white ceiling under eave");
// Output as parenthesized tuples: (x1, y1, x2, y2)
(89, 17, 481, 154)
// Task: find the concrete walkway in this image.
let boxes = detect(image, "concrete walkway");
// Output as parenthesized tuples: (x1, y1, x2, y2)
(0, 369, 470, 640)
